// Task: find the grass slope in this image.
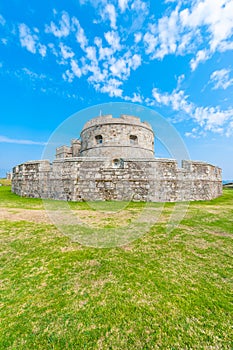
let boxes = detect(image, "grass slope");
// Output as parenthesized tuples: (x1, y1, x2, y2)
(0, 186, 233, 349)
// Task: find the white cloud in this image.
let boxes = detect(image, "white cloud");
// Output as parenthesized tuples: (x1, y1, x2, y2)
(152, 88, 192, 114)
(138, 0, 233, 69)
(93, 31, 121, 61)
(0, 14, 6, 26)
(155, 6, 180, 59)
(98, 44, 115, 60)
(38, 44, 47, 57)
(79, 0, 108, 7)
(210, 69, 233, 90)
(104, 31, 121, 51)
(94, 37, 108, 60)
(110, 58, 127, 78)
(85, 46, 97, 61)
(151, 86, 233, 135)
(108, 52, 141, 81)
(194, 106, 233, 133)
(22, 68, 47, 81)
(19, 23, 37, 54)
(1, 38, 7, 45)
(129, 53, 141, 70)
(59, 42, 74, 60)
(141, 5, 193, 60)
(19, 23, 47, 57)
(131, 0, 148, 13)
(130, 0, 149, 32)
(72, 17, 88, 50)
(62, 69, 74, 83)
(176, 32, 193, 54)
(45, 11, 70, 38)
(99, 78, 123, 97)
(185, 128, 202, 139)
(190, 49, 210, 71)
(218, 40, 233, 52)
(143, 32, 157, 55)
(48, 43, 58, 56)
(124, 92, 143, 103)
(104, 4, 117, 30)
(0, 135, 46, 145)
(88, 66, 108, 84)
(180, 0, 233, 52)
(134, 32, 142, 43)
(177, 74, 185, 88)
(70, 59, 82, 78)
(118, 0, 128, 13)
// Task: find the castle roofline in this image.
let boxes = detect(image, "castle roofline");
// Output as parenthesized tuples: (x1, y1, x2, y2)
(81, 114, 153, 133)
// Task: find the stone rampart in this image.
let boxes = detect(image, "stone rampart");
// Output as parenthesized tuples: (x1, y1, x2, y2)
(12, 158, 222, 202)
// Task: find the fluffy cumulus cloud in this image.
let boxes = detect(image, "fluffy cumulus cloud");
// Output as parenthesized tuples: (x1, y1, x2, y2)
(190, 49, 210, 71)
(180, 0, 233, 52)
(45, 11, 70, 38)
(118, 0, 128, 13)
(17, 2, 233, 87)
(38, 44, 47, 57)
(72, 17, 88, 50)
(19, 23, 47, 57)
(19, 23, 37, 54)
(104, 4, 117, 29)
(210, 69, 233, 90)
(38, 10, 143, 96)
(8, 2, 233, 136)
(124, 92, 143, 103)
(97, 78, 123, 97)
(143, 32, 158, 55)
(104, 30, 121, 51)
(151, 86, 233, 136)
(141, 0, 233, 68)
(108, 52, 141, 79)
(59, 42, 74, 60)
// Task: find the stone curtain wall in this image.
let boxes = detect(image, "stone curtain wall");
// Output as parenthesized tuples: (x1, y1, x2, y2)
(12, 158, 222, 202)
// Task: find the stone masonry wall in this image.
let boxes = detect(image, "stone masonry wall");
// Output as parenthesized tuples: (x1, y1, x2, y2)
(11, 115, 222, 202)
(80, 115, 154, 159)
(12, 158, 222, 202)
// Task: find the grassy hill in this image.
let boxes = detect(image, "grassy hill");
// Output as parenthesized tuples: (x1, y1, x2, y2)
(0, 186, 232, 349)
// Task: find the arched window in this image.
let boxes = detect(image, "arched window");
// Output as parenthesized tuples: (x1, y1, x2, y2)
(95, 135, 103, 144)
(129, 135, 138, 145)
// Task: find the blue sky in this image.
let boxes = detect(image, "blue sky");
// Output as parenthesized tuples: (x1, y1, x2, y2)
(0, 0, 233, 179)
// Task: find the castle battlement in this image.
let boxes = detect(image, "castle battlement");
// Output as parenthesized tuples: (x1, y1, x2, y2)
(82, 114, 153, 131)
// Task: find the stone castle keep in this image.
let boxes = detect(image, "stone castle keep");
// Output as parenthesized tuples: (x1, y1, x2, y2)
(12, 114, 222, 202)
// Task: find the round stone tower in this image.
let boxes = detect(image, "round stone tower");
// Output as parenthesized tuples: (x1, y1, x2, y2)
(80, 114, 154, 158)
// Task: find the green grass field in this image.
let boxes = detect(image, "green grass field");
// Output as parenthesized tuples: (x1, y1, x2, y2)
(1, 185, 233, 349)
